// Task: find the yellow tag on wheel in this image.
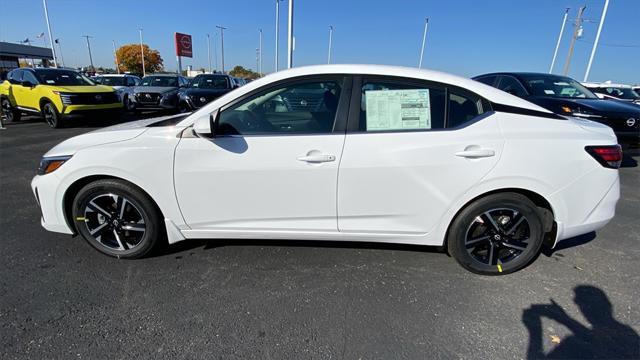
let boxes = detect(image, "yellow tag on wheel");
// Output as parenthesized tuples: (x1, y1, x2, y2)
(75, 216, 86, 221)
(497, 264, 503, 273)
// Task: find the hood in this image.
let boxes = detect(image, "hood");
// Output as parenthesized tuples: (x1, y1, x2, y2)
(43, 115, 179, 157)
(530, 97, 640, 116)
(50, 85, 114, 93)
(132, 86, 178, 94)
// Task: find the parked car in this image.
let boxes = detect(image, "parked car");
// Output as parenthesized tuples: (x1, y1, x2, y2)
(125, 74, 189, 112)
(93, 74, 142, 109)
(473, 72, 640, 144)
(178, 74, 236, 112)
(31, 65, 621, 275)
(0, 68, 122, 128)
(582, 82, 640, 105)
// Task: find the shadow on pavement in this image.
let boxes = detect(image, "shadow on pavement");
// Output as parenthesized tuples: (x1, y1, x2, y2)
(541, 231, 597, 257)
(156, 238, 445, 258)
(621, 152, 638, 168)
(522, 285, 639, 359)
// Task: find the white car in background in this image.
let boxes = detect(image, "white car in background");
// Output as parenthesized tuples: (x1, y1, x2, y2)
(93, 74, 142, 108)
(583, 81, 640, 105)
(31, 65, 621, 275)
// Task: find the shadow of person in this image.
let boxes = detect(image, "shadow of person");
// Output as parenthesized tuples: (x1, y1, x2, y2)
(523, 285, 639, 359)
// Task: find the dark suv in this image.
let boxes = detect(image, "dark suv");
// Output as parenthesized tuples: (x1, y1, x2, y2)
(126, 74, 189, 112)
(473, 72, 640, 144)
(178, 74, 236, 111)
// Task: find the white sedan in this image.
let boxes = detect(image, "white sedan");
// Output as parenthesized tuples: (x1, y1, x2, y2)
(31, 65, 621, 275)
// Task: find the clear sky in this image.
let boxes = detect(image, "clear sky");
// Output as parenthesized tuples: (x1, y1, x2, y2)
(1, 0, 638, 83)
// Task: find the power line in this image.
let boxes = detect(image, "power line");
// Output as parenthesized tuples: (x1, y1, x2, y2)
(577, 38, 640, 48)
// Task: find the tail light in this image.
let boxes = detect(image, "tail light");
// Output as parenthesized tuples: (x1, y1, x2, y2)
(585, 145, 622, 169)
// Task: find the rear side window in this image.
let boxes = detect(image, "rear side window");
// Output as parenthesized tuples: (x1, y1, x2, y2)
(359, 82, 445, 132)
(448, 91, 485, 128)
(8, 70, 23, 84)
(497, 76, 527, 97)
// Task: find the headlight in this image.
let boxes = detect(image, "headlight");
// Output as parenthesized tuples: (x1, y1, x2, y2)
(37, 155, 72, 175)
(560, 105, 603, 119)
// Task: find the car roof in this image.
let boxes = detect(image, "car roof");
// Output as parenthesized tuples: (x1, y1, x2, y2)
(474, 72, 575, 79)
(144, 73, 179, 77)
(97, 74, 135, 77)
(178, 64, 552, 127)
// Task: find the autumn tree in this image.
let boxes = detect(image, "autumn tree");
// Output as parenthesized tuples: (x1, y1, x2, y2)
(229, 65, 261, 80)
(115, 44, 163, 75)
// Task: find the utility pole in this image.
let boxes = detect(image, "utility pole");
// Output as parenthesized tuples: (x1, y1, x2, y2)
(139, 28, 146, 76)
(418, 18, 429, 69)
(258, 29, 263, 75)
(207, 33, 212, 73)
(82, 35, 94, 72)
(275, 0, 282, 71)
(213, 29, 218, 72)
(287, 0, 294, 68)
(563, 6, 586, 76)
(549, 8, 570, 73)
(327, 25, 333, 64)
(112, 40, 120, 74)
(256, 48, 260, 74)
(216, 25, 227, 73)
(42, 0, 58, 67)
(584, 0, 610, 82)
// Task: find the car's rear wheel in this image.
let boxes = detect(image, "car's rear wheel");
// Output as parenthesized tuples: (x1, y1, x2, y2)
(42, 102, 63, 128)
(72, 179, 164, 259)
(1, 98, 21, 122)
(447, 193, 544, 275)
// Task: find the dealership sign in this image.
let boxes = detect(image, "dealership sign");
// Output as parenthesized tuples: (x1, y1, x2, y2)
(174, 32, 193, 58)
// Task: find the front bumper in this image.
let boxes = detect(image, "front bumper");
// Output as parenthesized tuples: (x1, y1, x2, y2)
(61, 103, 123, 115)
(31, 174, 74, 235)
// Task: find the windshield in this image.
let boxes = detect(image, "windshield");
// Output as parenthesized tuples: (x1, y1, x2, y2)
(34, 70, 95, 86)
(140, 76, 178, 87)
(520, 75, 598, 99)
(190, 75, 229, 89)
(98, 77, 127, 86)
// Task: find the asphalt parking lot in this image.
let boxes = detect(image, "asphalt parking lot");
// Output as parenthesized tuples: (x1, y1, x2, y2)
(1, 115, 639, 359)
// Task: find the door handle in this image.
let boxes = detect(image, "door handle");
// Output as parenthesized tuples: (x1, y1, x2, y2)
(455, 148, 495, 158)
(297, 154, 336, 163)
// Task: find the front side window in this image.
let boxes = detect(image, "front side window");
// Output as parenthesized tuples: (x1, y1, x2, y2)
(22, 71, 39, 84)
(359, 81, 445, 131)
(216, 80, 342, 135)
(34, 70, 95, 86)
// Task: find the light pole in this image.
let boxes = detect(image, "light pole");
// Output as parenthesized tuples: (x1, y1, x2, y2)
(112, 40, 120, 74)
(418, 17, 429, 69)
(82, 35, 94, 72)
(275, 0, 282, 71)
(549, 8, 570, 73)
(584, 0, 610, 82)
(258, 29, 263, 75)
(327, 25, 334, 64)
(216, 25, 227, 73)
(287, 0, 294, 68)
(42, 0, 58, 67)
(206, 33, 212, 73)
(139, 28, 146, 76)
(54, 39, 65, 67)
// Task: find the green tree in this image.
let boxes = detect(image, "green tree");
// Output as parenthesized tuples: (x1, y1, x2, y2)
(116, 44, 163, 75)
(229, 65, 261, 80)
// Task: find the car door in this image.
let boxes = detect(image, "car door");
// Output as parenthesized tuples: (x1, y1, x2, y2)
(19, 70, 42, 110)
(337, 76, 503, 235)
(9, 70, 28, 108)
(174, 75, 351, 232)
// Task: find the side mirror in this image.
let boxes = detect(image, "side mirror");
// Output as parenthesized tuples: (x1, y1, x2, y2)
(22, 80, 36, 87)
(193, 109, 219, 137)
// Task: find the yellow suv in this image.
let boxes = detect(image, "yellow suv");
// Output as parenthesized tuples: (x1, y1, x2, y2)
(0, 68, 123, 128)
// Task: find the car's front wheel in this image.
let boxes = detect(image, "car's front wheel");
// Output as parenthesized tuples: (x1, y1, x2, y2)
(1, 98, 21, 122)
(72, 179, 164, 258)
(42, 102, 63, 128)
(447, 193, 545, 275)
(124, 95, 136, 112)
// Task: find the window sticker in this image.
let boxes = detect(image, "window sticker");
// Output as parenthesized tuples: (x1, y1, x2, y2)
(544, 89, 555, 95)
(365, 89, 431, 131)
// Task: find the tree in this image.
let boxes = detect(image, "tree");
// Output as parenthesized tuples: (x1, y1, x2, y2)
(115, 44, 163, 75)
(229, 65, 261, 80)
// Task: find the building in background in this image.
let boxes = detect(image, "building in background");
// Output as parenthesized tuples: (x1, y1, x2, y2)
(0, 42, 54, 78)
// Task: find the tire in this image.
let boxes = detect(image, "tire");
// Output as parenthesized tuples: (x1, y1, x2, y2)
(124, 95, 136, 112)
(1, 97, 21, 122)
(178, 101, 190, 113)
(72, 179, 164, 259)
(41, 101, 63, 128)
(447, 192, 544, 275)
